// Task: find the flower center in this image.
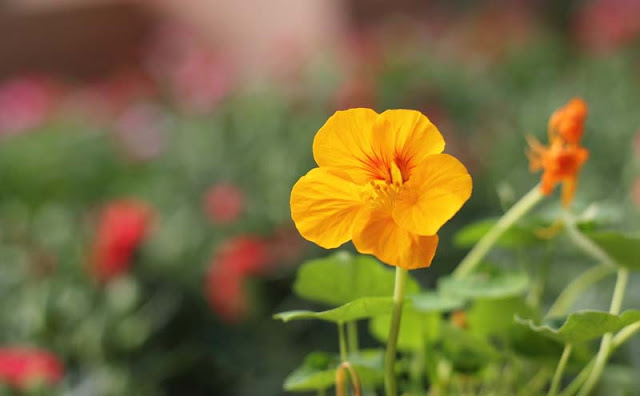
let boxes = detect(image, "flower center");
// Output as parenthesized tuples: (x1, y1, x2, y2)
(361, 160, 404, 212)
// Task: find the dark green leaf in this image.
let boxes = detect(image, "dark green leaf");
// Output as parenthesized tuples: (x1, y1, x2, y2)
(584, 231, 640, 271)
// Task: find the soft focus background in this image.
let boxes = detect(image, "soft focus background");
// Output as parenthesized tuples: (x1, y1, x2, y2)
(0, 0, 639, 394)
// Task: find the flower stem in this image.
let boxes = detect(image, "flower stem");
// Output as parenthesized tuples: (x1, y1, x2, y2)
(577, 268, 629, 396)
(561, 211, 615, 267)
(338, 323, 348, 362)
(546, 264, 614, 317)
(453, 185, 544, 278)
(347, 321, 359, 355)
(548, 344, 572, 396)
(384, 267, 409, 396)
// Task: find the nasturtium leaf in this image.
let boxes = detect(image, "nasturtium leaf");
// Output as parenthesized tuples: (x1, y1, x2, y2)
(283, 350, 384, 392)
(283, 352, 336, 392)
(454, 218, 544, 248)
(274, 297, 393, 324)
(467, 296, 536, 338)
(583, 231, 640, 271)
(410, 292, 465, 313)
(369, 308, 440, 351)
(293, 251, 420, 306)
(515, 310, 640, 344)
(440, 323, 501, 374)
(438, 272, 529, 300)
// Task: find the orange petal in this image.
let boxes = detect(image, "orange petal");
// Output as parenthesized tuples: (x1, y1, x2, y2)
(373, 109, 445, 180)
(290, 167, 365, 249)
(312, 108, 382, 184)
(392, 154, 472, 236)
(352, 207, 439, 269)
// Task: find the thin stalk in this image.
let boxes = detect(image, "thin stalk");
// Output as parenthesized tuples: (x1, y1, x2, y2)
(546, 264, 614, 317)
(317, 388, 326, 396)
(384, 267, 409, 396)
(347, 321, 359, 355)
(577, 268, 629, 396)
(338, 323, 348, 362)
(454, 185, 544, 278)
(336, 362, 362, 396)
(548, 344, 572, 396)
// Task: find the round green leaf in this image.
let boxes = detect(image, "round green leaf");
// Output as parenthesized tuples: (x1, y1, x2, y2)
(438, 272, 529, 299)
(293, 251, 421, 306)
(410, 292, 465, 313)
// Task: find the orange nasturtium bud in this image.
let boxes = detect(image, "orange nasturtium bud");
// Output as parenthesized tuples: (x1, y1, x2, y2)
(290, 108, 472, 270)
(528, 98, 590, 207)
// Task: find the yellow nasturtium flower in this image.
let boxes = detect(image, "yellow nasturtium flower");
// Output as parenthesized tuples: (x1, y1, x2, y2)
(290, 108, 472, 269)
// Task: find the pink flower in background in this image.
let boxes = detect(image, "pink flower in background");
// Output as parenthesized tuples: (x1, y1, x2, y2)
(205, 264, 247, 323)
(203, 183, 245, 224)
(574, 0, 640, 53)
(90, 200, 154, 282)
(113, 103, 167, 161)
(0, 76, 57, 136)
(0, 347, 64, 389)
(145, 24, 233, 114)
(65, 70, 156, 124)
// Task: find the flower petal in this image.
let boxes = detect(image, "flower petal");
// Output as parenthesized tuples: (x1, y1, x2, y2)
(313, 108, 381, 184)
(373, 109, 445, 180)
(393, 154, 472, 236)
(290, 167, 365, 249)
(353, 207, 439, 269)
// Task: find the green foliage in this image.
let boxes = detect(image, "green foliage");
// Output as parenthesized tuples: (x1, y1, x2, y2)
(283, 350, 384, 392)
(516, 310, 640, 344)
(293, 251, 421, 306)
(454, 218, 545, 248)
(585, 231, 640, 271)
(438, 271, 530, 299)
(274, 297, 393, 324)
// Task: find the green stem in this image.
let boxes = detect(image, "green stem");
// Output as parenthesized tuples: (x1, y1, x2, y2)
(562, 212, 615, 267)
(347, 321, 359, 355)
(338, 323, 348, 362)
(546, 264, 614, 317)
(317, 388, 326, 396)
(453, 185, 544, 278)
(577, 268, 629, 396)
(558, 321, 640, 396)
(548, 344, 572, 396)
(384, 267, 409, 396)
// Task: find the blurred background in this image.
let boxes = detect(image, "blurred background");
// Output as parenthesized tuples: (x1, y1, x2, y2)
(0, 0, 639, 394)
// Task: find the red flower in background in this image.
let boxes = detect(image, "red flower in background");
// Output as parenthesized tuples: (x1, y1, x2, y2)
(205, 265, 248, 323)
(203, 183, 245, 224)
(91, 200, 154, 282)
(0, 76, 58, 136)
(0, 348, 63, 389)
(205, 235, 270, 323)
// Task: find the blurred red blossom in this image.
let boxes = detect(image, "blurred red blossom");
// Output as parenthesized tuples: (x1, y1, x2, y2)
(215, 236, 270, 277)
(0, 347, 64, 389)
(0, 76, 59, 136)
(266, 226, 307, 267)
(574, 0, 640, 53)
(203, 183, 245, 224)
(205, 264, 248, 323)
(90, 200, 154, 282)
